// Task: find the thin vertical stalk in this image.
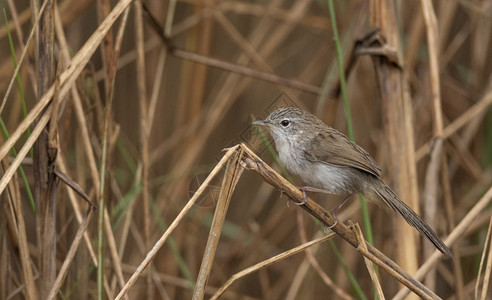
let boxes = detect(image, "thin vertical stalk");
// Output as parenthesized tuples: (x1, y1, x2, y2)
(134, 0, 152, 298)
(327, 0, 373, 243)
(98, 3, 132, 298)
(2, 160, 37, 300)
(420, 0, 446, 287)
(97, 73, 112, 300)
(33, 0, 56, 297)
(192, 148, 244, 300)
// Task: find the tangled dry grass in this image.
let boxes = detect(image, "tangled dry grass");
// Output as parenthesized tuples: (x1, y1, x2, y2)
(0, 0, 491, 299)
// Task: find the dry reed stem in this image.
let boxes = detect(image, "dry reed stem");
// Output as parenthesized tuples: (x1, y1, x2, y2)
(369, 0, 420, 274)
(57, 156, 98, 260)
(0, 0, 133, 173)
(119, 264, 244, 300)
(94, 7, 133, 297)
(116, 164, 141, 270)
(212, 10, 270, 71)
(48, 62, 60, 150)
(146, 48, 167, 132)
(241, 144, 442, 299)
(96, 0, 115, 93)
(134, 0, 152, 298)
(0, 0, 49, 114)
(0, 0, 93, 41)
(2, 160, 37, 299)
(57, 3, 131, 296)
(0, 106, 49, 204)
(6, 0, 37, 90)
(474, 215, 492, 299)
(422, 137, 443, 283)
(394, 184, 492, 299)
(52, 7, 107, 293)
(173, 49, 321, 94)
(420, 4, 447, 284)
(0, 1, 132, 297)
(0, 1, 489, 298)
(142, 0, 173, 156)
(53, 3, 100, 187)
(211, 232, 337, 300)
(441, 156, 465, 298)
(352, 222, 384, 299)
(193, 147, 245, 300)
(114, 145, 240, 300)
(46, 206, 95, 299)
(34, 0, 57, 294)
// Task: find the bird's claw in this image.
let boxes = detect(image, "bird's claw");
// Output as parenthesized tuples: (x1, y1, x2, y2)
(327, 213, 339, 229)
(295, 190, 308, 205)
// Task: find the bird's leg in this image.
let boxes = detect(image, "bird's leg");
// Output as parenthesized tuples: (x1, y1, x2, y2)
(296, 186, 335, 206)
(295, 187, 352, 228)
(332, 195, 352, 214)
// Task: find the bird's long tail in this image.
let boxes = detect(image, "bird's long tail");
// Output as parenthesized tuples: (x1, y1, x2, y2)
(367, 178, 453, 257)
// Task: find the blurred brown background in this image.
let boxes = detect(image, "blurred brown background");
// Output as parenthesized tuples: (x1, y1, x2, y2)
(1, 0, 491, 299)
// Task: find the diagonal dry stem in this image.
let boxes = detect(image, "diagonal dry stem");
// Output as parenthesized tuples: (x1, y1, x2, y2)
(211, 232, 337, 300)
(242, 143, 442, 300)
(193, 147, 245, 300)
(47, 206, 95, 300)
(353, 222, 385, 299)
(114, 145, 240, 300)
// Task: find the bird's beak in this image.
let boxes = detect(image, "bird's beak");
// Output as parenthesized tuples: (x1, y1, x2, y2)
(253, 119, 267, 126)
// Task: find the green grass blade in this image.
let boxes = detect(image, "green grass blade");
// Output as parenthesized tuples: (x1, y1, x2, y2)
(330, 240, 367, 299)
(3, 9, 32, 157)
(2, 10, 35, 214)
(326, 0, 374, 244)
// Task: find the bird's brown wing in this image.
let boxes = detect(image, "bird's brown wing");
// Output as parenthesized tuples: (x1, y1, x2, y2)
(303, 129, 381, 177)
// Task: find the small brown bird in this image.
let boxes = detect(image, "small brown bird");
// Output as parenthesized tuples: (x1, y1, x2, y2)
(254, 107, 452, 257)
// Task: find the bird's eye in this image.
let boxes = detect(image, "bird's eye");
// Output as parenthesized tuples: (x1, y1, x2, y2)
(280, 119, 291, 127)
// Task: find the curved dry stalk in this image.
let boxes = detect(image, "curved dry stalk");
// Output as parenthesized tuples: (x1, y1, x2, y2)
(211, 232, 337, 300)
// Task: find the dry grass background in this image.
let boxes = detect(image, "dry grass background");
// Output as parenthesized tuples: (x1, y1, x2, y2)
(0, 0, 491, 299)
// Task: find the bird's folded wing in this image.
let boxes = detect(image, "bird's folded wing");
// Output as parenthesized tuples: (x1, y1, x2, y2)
(303, 130, 381, 177)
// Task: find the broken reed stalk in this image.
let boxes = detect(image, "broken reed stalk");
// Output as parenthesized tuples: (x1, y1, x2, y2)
(34, 0, 57, 297)
(192, 147, 245, 300)
(369, 0, 420, 273)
